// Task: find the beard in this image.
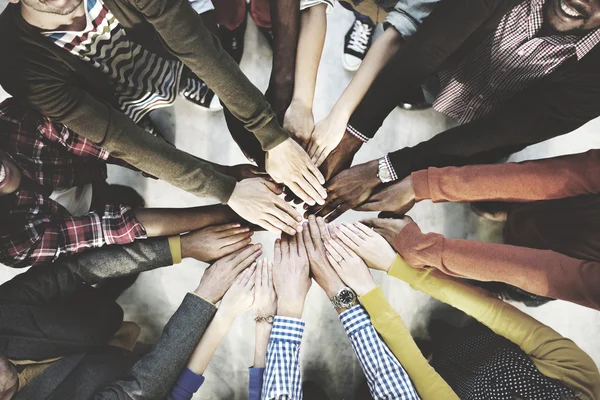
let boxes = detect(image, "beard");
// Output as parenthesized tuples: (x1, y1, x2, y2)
(20, 0, 84, 16)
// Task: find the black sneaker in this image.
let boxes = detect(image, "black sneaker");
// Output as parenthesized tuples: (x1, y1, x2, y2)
(179, 75, 222, 112)
(258, 26, 274, 50)
(343, 17, 375, 71)
(218, 11, 247, 64)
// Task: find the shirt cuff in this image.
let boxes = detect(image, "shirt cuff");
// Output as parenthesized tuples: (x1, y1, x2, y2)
(248, 367, 265, 399)
(339, 305, 372, 336)
(271, 317, 305, 343)
(172, 368, 205, 396)
(411, 169, 431, 201)
(168, 235, 182, 264)
(346, 124, 370, 143)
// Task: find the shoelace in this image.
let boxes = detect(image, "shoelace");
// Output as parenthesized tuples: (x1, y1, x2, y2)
(181, 77, 209, 102)
(347, 20, 373, 54)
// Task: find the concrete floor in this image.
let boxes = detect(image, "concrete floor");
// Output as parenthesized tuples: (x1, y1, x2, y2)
(1, 2, 600, 399)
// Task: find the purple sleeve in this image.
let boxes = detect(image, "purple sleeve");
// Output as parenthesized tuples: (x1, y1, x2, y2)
(248, 367, 265, 400)
(168, 368, 205, 400)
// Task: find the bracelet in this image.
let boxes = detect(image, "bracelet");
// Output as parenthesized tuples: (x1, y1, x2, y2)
(254, 315, 275, 324)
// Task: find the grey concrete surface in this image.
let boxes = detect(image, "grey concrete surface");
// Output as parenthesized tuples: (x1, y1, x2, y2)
(1, 1, 599, 399)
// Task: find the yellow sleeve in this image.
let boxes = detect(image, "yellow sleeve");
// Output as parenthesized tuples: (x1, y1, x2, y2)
(360, 286, 459, 400)
(168, 235, 182, 265)
(388, 254, 600, 400)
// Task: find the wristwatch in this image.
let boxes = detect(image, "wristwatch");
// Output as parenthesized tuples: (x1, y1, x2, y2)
(331, 287, 357, 309)
(377, 157, 394, 183)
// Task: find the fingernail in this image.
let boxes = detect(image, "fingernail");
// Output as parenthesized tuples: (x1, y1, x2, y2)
(296, 216, 302, 222)
(308, 200, 316, 206)
(255, 244, 262, 248)
(234, 223, 241, 227)
(296, 225, 303, 232)
(303, 222, 308, 228)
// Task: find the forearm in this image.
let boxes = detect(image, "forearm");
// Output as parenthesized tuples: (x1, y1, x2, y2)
(329, 28, 404, 124)
(290, 4, 327, 111)
(411, 149, 600, 203)
(394, 223, 600, 310)
(359, 287, 458, 400)
(134, 205, 240, 237)
(268, 0, 301, 119)
(254, 323, 273, 368)
(186, 311, 235, 376)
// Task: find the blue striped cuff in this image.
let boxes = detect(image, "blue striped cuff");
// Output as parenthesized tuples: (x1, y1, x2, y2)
(271, 317, 305, 343)
(346, 124, 370, 143)
(339, 305, 372, 336)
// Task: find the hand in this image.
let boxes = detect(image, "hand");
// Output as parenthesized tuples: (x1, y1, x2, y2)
(219, 264, 257, 318)
(360, 215, 415, 247)
(307, 160, 380, 222)
(323, 238, 376, 296)
(254, 259, 277, 318)
(227, 178, 302, 236)
(356, 176, 416, 214)
(226, 164, 269, 182)
(307, 115, 347, 167)
(319, 130, 362, 181)
(265, 138, 327, 206)
(272, 234, 311, 318)
(283, 101, 315, 149)
(181, 223, 254, 262)
(194, 244, 262, 304)
(302, 215, 346, 299)
(331, 222, 397, 272)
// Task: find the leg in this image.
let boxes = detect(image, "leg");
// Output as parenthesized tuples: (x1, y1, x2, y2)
(214, 0, 248, 63)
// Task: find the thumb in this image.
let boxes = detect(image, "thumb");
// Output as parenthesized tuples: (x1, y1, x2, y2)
(378, 211, 406, 220)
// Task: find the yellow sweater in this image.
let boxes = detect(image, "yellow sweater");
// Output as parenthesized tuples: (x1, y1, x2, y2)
(361, 254, 600, 400)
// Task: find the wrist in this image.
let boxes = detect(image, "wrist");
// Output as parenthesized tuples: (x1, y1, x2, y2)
(194, 285, 220, 305)
(277, 299, 305, 319)
(289, 97, 313, 112)
(366, 159, 383, 186)
(353, 280, 378, 297)
(329, 105, 352, 123)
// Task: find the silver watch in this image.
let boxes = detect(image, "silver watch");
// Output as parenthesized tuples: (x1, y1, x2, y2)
(331, 287, 357, 309)
(377, 157, 394, 183)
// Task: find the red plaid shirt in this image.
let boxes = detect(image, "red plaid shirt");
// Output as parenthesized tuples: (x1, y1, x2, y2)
(433, 0, 600, 124)
(0, 98, 146, 268)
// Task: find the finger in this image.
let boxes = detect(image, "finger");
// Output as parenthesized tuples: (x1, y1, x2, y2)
(307, 140, 317, 159)
(265, 214, 297, 237)
(234, 247, 263, 273)
(219, 232, 253, 247)
(325, 251, 342, 273)
(263, 179, 285, 195)
(296, 225, 307, 258)
(354, 199, 383, 212)
(276, 197, 303, 224)
(315, 216, 331, 240)
(230, 244, 261, 265)
(307, 215, 323, 248)
(288, 182, 315, 207)
(353, 221, 375, 237)
(281, 234, 290, 260)
(336, 226, 362, 251)
(324, 203, 351, 223)
(259, 219, 283, 236)
(219, 238, 253, 257)
(306, 157, 326, 185)
(256, 259, 265, 287)
(241, 263, 257, 286)
(236, 265, 252, 285)
(340, 223, 365, 245)
(267, 260, 274, 288)
(323, 239, 342, 261)
(250, 167, 268, 175)
(212, 223, 243, 233)
(289, 231, 299, 257)
(296, 176, 326, 206)
(274, 239, 282, 265)
(314, 146, 331, 168)
(302, 221, 315, 251)
(326, 238, 352, 260)
(359, 218, 386, 230)
(216, 226, 251, 238)
(313, 196, 343, 218)
(302, 169, 327, 201)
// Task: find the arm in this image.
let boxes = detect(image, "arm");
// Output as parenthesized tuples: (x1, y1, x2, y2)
(248, 323, 270, 400)
(386, 253, 600, 400)
(394, 222, 600, 311)
(359, 287, 458, 400)
(410, 149, 600, 203)
(267, 0, 301, 121)
(283, 3, 327, 146)
(339, 305, 422, 400)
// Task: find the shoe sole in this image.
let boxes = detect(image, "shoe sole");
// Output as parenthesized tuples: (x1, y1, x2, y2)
(342, 49, 362, 72)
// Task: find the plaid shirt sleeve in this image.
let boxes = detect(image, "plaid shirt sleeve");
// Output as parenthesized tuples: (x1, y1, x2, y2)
(340, 305, 420, 400)
(262, 317, 305, 400)
(2, 202, 147, 268)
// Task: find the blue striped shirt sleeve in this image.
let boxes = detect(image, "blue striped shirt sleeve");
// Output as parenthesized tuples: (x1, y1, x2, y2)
(340, 306, 420, 400)
(262, 316, 305, 400)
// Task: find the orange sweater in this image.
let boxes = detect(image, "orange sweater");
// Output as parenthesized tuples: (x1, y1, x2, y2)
(397, 150, 600, 311)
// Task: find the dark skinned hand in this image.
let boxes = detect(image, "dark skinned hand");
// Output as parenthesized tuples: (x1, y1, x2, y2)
(320, 130, 363, 182)
(306, 160, 381, 222)
(356, 176, 416, 214)
(226, 164, 270, 182)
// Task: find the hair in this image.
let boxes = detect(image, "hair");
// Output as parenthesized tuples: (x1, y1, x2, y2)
(0, 355, 17, 396)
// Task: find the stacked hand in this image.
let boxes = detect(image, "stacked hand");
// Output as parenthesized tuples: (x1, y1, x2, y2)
(194, 244, 262, 304)
(265, 138, 327, 206)
(361, 215, 415, 248)
(332, 222, 397, 272)
(219, 264, 257, 318)
(181, 223, 254, 262)
(323, 236, 376, 297)
(307, 115, 348, 167)
(272, 233, 311, 318)
(284, 101, 315, 149)
(254, 259, 277, 319)
(356, 176, 416, 215)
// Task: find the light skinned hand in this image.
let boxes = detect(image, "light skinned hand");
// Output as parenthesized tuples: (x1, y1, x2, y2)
(283, 101, 315, 149)
(323, 237, 377, 297)
(227, 178, 302, 236)
(265, 138, 327, 206)
(360, 215, 415, 248)
(356, 176, 416, 214)
(181, 223, 254, 262)
(195, 244, 262, 304)
(302, 215, 346, 299)
(272, 233, 312, 318)
(254, 259, 277, 318)
(307, 114, 347, 167)
(332, 222, 397, 272)
(218, 264, 257, 318)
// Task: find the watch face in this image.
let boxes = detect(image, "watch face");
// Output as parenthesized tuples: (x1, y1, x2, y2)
(337, 289, 356, 306)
